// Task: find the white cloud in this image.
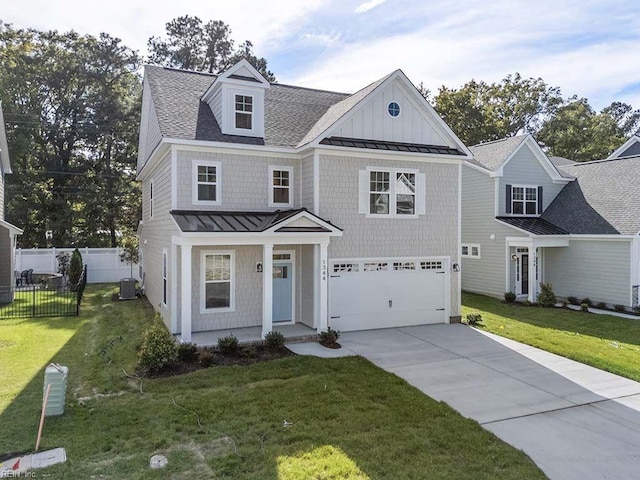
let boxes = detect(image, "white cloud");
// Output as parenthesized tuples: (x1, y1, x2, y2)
(354, 0, 387, 14)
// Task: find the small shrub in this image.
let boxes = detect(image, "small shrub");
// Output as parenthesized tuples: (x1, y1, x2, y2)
(199, 349, 215, 367)
(580, 303, 589, 312)
(522, 299, 533, 307)
(319, 327, 340, 345)
(580, 297, 592, 307)
(614, 304, 626, 313)
(567, 296, 579, 306)
(595, 302, 607, 310)
(537, 282, 556, 308)
(465, 313, 482, 326)
(217, 334, 239, 355)
(264, 331, 285, 349)
(504, 291, 516, 303)
(69, 248, 84, 289)
(138, 318, 177, 372)
(633, 305, 640, 315)
(242, 345, 258, 358)
(177, 342, 199, 362)
(562, 301, 568, 308)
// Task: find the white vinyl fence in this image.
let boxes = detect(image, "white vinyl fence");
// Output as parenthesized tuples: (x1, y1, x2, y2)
(16, 248, 139, 284)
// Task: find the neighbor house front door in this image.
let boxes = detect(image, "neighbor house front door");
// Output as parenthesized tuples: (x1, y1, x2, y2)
(273, 262, 293, 322)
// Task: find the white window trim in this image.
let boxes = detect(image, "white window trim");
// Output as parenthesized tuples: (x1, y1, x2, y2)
(162, 249, 168, 307)
(200, 250, 235, 314)
(365, 166, 419, 219)
(192, 160, 222, 206)
(234, 93, 253, 131)
(510, 184, 539, 217)
(461, 243, 481, 259)
(149, 179, 154, 219)
(268, 165, 294, 207)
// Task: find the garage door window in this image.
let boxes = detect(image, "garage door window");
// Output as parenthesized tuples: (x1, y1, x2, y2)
(333, 263, 359, 273)
(201, 251, 235, 312)
(364, 262, 388, 271)
(420, 261, 443, 270)
(393, 261, 415, 270)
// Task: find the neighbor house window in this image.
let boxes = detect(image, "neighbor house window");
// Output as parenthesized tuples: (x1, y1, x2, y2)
(369, 169, 416, 215)
(162, 250, 168, 306)
(512, 186, 538, 215)
(269, 166, 293, 207)
(202, 251, 234, 312)
(461, 244, 481, 258)
(235, 94, 253, 130)
(149, 180, 154, 218)
(193, 160, 221, 205)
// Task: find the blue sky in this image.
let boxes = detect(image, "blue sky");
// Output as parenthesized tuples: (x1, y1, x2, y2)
(2, 0, 639, 110)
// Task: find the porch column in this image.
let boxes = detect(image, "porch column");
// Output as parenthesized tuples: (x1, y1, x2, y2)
(262, 243, 274, 338)
(180, 244, 192, 343)
(317, 242, 328, 333)
(528, 247, 536, 303)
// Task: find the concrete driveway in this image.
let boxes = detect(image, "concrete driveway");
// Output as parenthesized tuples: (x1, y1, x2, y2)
(340, 324, 640, 480)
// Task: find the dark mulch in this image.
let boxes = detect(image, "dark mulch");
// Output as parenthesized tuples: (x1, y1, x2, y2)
(319, 341, 342, 349)
(144, 344, 295, 378)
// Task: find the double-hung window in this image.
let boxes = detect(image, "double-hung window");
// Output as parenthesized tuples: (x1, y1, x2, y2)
(193, 160, 221, 205)
(269, 166, 293, 207)
(366, 168, 419, 216)
(461, 244, 481, 258)
(202, 251, 234, 312)
(235, 94, 253, 130)
(512, 186, 538, 215)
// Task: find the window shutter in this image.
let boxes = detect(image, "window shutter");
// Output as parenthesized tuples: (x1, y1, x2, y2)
(505, 184, 512, 214)
(416, 173, 427, 215)
(358, 170, 369, 214)
(537, 186, 543, 214)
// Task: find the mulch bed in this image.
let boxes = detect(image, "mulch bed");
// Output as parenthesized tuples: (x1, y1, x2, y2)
(144, 345, 295, 378)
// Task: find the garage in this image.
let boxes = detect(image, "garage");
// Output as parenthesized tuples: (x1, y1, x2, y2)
(328, 257, 449, 332)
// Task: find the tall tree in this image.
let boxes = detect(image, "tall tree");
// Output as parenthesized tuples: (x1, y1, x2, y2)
(147, 15, 276, 81)
(428, 74, 562, 145)
(0, 22, 141, 247)
(537, 97, 632, 162)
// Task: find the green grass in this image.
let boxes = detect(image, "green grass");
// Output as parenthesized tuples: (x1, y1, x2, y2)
(0, 287, 78, 317)
(0, 285, 547, 479)
(463, 291, 640, 382)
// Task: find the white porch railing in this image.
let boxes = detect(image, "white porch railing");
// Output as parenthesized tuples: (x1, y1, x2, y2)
(15, 247, 139, 284)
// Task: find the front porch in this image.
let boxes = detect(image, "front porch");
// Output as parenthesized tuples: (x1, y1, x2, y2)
(179, 323, 319, 347)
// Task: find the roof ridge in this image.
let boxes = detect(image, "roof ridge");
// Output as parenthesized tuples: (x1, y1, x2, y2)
(563, 154, 640, 167)
(470, 134, 528, 148)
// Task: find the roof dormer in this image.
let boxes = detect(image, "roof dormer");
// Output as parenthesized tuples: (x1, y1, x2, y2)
(201, 59, 270, 138)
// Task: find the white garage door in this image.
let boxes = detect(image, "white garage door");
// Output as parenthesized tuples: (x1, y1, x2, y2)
(329, 258, 449, 332)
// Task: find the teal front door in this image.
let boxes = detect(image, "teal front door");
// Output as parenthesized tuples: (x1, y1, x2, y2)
(273, 262, 293, 322)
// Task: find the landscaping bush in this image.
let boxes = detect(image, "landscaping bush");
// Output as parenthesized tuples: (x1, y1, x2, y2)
(537, 282, 556, 308)
(580, 303, 590, 312)
(633, 306, 640, 315)
(199, 349, 215, 367)
(217, 334, 239, 355)
(580, 297, 592, 307)
(319, 327, 340, 346)
(522, 299, 533, 307)
(264, 330, 285, 349)
(567, 296, 579, 305)
(504, 291, 516, 303)
(138, 318, 177, 372)
(242, 345, 258, 358)
(595, 302, 607, 310)
(177, 342, 199, 362)
(614, 304, 626, 313)
(69, 248, 84, 289)
(465, 313, 482, 326)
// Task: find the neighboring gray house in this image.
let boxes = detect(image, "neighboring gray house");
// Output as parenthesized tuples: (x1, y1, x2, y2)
(136, 60, 472, 342)
(0, 102, 23, 302)
(462, 134, 640, 308)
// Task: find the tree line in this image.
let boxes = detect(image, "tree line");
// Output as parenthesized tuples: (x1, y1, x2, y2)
(1, 15, 637, 248)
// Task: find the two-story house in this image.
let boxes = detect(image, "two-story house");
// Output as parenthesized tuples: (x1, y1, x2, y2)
(0, 101, 23, 302)
(136, 60, 472, 343)
(462, 134, 640, 309)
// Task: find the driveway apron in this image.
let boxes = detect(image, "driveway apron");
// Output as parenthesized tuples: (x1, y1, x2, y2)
(340, 324, 640, 480)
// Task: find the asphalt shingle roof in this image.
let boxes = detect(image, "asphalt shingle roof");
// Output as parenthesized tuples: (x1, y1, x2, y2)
(145, 66, 349, 148)
(468, 135, 528, 171)
(542, 156, 640, 235)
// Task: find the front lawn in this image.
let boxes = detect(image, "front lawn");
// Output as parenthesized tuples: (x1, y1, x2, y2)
(463, 292, 640, 382)
(0, 285, 546, 479)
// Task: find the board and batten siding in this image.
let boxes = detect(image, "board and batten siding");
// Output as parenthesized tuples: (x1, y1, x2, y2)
(544, 239, 632, 306)
(137, 78, 163, 171)
(175, 149, 300, 211)
(332, 77, 451, 147)
(319, 154, 461, 316)
(461, 166, 526, 297)
(498, 146, 565, 216)
(139, 152, 179, 330)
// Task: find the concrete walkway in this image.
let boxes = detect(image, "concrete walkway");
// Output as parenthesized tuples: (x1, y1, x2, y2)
(340, 324, 640, 480)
